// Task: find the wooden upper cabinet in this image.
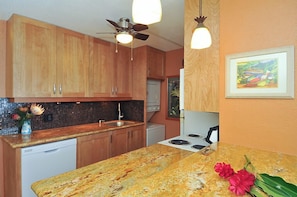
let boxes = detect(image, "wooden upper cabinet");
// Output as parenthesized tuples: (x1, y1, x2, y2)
(147, 46, 165, 80)
(6, 14, 131, 100)
(113, 44, 132, 97)
(89, 40, 132, 98)
(6, 14, 57, 97)
(89, 37, 114, 97)
(184, 0, 219, 112)
(131, 46, 148, 101)
(0, 20, 6, 98)
(56, 27, 88, 97)
(6, 14, 88, 98)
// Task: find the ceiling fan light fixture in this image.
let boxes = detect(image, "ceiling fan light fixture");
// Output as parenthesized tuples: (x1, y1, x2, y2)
(116, 32, 133, 44)
(132, 0, 162, 25)
(191, 0, 212, 49)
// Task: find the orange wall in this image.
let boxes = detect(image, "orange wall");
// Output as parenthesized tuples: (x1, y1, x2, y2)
(220, 0, 297, 156)
(150, 48, 184, 139)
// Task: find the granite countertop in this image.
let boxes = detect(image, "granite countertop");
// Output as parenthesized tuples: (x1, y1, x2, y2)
(32, 142, 297, 197)
(1, 121, 144, 148)
(32, 144, 193, 196)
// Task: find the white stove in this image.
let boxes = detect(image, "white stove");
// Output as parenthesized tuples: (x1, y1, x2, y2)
(158, 125, 219, 152)
(158, 134, 211, 152)
(158, 69, 220, 153)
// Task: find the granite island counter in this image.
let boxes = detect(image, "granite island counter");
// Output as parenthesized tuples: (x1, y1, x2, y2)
(32, 142, 297, 197)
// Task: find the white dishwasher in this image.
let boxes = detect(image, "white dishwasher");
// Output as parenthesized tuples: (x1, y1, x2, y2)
(21, 138, 77, 197)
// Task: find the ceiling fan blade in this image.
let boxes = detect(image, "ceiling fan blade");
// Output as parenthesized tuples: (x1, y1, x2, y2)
(106, 19, 120, 28)
(134, 33, 149, 41)
(133, 24, 148, 31)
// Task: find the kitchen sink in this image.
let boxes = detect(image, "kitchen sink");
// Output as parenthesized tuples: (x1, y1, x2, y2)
(104, 120, 136, 127)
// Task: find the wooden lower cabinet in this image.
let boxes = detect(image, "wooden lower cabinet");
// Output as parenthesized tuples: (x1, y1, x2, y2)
(77, 125, 145, 168)
(128, 125, 145, 152)
(110, 125, 145, 157)
(77, 132, 111, 168)
(2, 140, 21, 197)
(111, 128, 128, 157)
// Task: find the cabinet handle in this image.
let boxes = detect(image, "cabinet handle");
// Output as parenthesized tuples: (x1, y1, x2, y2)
(53, 84, 56, 94)
(115, 87, 118, 95)
(59, 84, 62, 94)
(111, 87, 114, 95)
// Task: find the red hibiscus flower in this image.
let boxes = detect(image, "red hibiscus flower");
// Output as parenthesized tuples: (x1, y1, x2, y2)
(228, 169, 255, 196)
(214, 162, 235, 179)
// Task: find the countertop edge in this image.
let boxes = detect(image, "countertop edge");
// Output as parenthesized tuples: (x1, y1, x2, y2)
(2, 121, 145, 148)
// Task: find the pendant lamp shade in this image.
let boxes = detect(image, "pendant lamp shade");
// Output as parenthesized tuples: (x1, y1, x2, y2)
(191, 22, 212, 49)
(132, 0, 162, 25)
(116, 32, 133, 44)
(190, 0, 212, 49)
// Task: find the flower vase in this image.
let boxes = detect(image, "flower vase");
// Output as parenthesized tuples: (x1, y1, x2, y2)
(21, 120, 32, 135)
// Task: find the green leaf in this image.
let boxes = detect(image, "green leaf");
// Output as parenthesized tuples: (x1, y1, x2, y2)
(249, 186, 267, 197)
(255, 173, 297, 197)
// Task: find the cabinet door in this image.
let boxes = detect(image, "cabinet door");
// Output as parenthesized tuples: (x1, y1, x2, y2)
(113, 44, 132, 97)
(56, 27, 88, 97)
(147, 47, 165, 80)
(89, 38, 114, 97)
(6, 14, 57, 97)
(77, 132, 111, 168)
(110, 128, 128, 157)
(128, 125, 145, 152)
(0, 20, 6, 97)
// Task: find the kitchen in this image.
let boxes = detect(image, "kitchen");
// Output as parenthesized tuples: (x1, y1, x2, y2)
(1, 0, 297, 196)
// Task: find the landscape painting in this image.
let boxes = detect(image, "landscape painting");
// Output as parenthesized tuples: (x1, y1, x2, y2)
(237, 58, 278, 89)
(225, 46, 294, 98)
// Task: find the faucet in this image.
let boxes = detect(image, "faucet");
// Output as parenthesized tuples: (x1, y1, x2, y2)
(98, 119, 105, 127)
(118, 103, 124, 120)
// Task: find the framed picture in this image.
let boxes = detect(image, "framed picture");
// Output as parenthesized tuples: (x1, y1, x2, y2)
(167, 76, 180, 119)
(225, 45, 294, 98)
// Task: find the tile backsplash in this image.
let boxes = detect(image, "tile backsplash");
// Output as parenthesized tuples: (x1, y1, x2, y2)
(0, 98, 144, 133)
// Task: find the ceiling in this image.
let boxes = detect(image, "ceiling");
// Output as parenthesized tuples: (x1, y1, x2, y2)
(0, 0, 184, 52)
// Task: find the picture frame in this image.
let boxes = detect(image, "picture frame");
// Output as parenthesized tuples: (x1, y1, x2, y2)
(225, 45, 294, 98)
(167, 76, 180, 119)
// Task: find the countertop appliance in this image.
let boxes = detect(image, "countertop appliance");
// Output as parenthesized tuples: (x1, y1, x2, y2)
(21, 138, 77, 196)
(146, 123, 165, 146)
(158, 69, 219, 152)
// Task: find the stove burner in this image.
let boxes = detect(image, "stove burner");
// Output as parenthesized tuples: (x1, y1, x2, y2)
(169, 139, 190, 145)
(192, 145, 206, 150)
(188, 134, 201, 138)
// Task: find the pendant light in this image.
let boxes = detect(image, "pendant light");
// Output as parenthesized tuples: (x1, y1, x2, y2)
(132, 0, 162, 25)
(191, 0, 212, 49)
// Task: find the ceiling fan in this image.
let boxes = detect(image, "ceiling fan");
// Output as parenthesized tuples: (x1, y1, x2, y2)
(98, 17, 149, 44)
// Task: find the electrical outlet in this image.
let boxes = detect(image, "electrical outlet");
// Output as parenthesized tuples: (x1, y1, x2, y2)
(43, 114, 53, 122)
